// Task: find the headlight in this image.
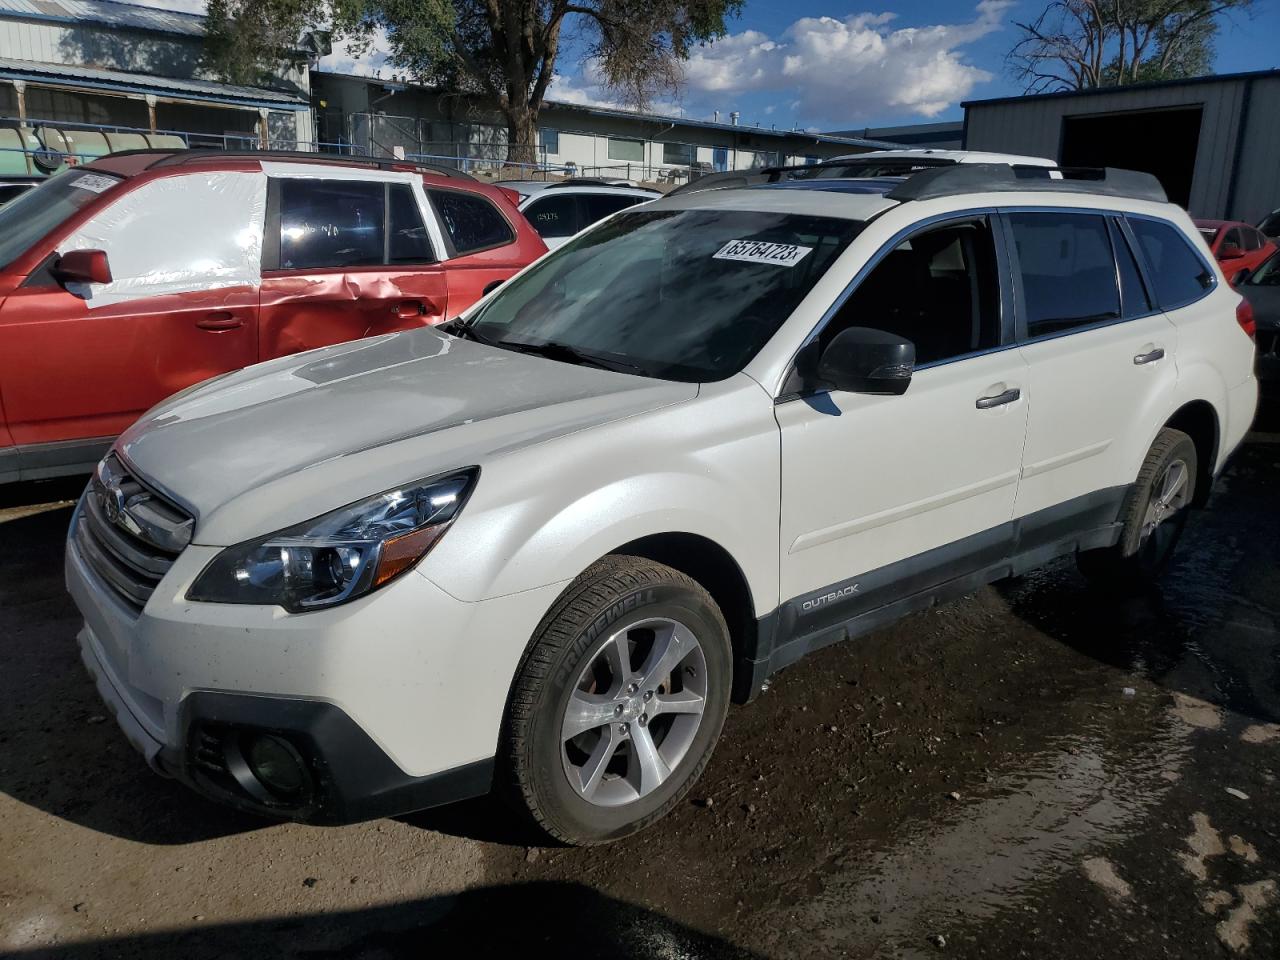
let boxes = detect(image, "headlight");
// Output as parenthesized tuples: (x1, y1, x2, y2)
(187, 468, 478, 612)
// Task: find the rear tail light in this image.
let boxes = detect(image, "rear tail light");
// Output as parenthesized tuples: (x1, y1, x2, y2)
(1236, 297, 1256, 339)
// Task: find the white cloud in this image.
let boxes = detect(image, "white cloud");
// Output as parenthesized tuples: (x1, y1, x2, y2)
(554, 1, 1014, 126)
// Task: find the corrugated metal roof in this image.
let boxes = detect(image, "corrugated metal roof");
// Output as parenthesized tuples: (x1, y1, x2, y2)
(0, 56, 307, 106)
(542, 100, 900, 149)
(962, 68, 1280, 108)
(0, 0, 204, 38)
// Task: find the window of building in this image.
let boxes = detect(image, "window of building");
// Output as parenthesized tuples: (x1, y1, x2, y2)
(538, 128, 560, 156)
(1008, 212, 1120, 338)
(607, 137, 644, 163)
(824, 218, 1001, 366)
(279, 179, 385, 270)
(429, 189, 515, 254)
(662, 142, 694, 166)
(1127, 216, 1214, 310)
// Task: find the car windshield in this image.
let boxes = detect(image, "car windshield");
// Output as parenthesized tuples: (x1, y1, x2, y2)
(1198, 227, 1219, 243)
(0, 168, 121, 270)
(466, 207, 862, 382)
(1246, 249, 1280, 286)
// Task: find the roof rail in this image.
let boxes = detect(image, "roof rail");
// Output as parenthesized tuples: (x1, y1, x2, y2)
(97, 148, 477, 181)
(666, 165, 810, 197)
(546, 177, 661, 193)
(887, 164, 1167, 203)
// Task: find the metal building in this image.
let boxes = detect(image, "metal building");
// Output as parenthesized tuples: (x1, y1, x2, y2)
(0, 0, 313, 172)
(963, 69, 1280, 222)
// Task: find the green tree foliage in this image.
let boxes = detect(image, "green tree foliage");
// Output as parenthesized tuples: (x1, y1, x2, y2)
(203, 0, 743, 162)
(1007, 0, 1253, 94)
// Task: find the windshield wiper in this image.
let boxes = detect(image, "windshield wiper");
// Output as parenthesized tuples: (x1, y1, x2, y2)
(441, 316, 492, 344)
(494, 339, 644, 375)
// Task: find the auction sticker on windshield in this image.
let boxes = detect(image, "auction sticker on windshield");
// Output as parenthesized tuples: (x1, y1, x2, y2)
(713, 239, 813, 268)
(70, 174, 119, 194)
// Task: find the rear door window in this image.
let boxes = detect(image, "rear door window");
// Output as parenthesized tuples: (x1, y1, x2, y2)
(1008, 212, 1120, 338)
(387, 182, 435, 263)
(1127, 217, 1214, 309)
(428, 189, 515, 255)
(582, 193, 646, 225)
(1110, 219, 1152, 318)
(523, 194, 581, 239)
(279, 179, 385, 269)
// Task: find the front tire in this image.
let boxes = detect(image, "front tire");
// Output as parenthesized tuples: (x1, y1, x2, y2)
(1078, 427, 1198, 590)
(503, 556, 731, 845)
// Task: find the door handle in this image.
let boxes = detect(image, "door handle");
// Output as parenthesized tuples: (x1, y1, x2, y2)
(196, 311, 243, 331)
(392, 300, 426, 320)
(976, 387, 1021, 409)
(1133, 347, 1166, 365)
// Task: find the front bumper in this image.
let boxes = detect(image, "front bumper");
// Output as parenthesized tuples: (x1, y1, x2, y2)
(65, 498, 567, 824)
(76, 624, 493, 822)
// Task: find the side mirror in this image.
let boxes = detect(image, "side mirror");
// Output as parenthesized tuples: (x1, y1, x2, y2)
(817, 327, 915, 395)
(1232, 267, 1252, 286)
(54, 249, 112, 285)
(1218, 244, 1244, 261)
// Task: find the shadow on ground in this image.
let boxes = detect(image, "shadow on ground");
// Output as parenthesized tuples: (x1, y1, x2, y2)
(6, 881, 760, 960)
(0, 497, 265, 845)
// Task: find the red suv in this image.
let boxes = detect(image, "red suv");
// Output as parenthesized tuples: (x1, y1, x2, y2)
(0, 150, 547, 483)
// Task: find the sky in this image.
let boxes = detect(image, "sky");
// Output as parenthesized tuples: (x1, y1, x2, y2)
(139, 0, 1279, 131)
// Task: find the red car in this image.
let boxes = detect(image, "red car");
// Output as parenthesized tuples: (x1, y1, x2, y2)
(0, 151, 547, 483)
(1194, 218, 1276, 283)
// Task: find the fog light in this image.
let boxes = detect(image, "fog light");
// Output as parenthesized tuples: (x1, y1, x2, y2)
(244, 734, 309, 801)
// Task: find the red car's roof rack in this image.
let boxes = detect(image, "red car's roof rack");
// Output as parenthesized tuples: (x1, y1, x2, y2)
(97, 148, 478, 181)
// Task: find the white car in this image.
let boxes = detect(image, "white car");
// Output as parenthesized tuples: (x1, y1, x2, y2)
(67, 164, 1257, 844)
(515, 181, 659, 249)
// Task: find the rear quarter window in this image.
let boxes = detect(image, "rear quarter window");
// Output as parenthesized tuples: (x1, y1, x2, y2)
(1127, 217, 1214, 310)
(429, 189, 515, 255)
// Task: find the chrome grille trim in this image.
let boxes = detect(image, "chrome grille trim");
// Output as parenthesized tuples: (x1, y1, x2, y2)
(75, 455, 192, 612)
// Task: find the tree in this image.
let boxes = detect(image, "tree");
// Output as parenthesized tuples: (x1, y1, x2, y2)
(203, 0, 743, 163)
(1006, 0, 1253, 94)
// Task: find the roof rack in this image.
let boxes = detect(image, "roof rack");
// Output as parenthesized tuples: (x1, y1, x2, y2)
(886, 164, 1166, 203)
(546, 177, 661, 193)
(666, 165, 809, 197)
(98, 148, 477, 181)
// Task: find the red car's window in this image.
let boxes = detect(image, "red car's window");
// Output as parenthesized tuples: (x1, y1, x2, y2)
(0, 168, 121, 270)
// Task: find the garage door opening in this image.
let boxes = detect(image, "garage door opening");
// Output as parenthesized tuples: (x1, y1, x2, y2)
(1060, 107, 1202, 208)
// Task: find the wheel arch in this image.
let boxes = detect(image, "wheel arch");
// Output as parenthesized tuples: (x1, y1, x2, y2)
(1162, 399, 1219, 508)
(607, 532, 766, 705)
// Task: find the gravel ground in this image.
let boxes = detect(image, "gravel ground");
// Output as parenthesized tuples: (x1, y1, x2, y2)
(2, 417, 1278, 960)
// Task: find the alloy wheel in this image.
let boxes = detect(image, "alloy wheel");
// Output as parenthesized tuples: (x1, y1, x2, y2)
(560, 617, 708, 807)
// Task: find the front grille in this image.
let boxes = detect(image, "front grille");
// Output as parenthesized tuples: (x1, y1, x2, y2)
(74, 455, 193, 612)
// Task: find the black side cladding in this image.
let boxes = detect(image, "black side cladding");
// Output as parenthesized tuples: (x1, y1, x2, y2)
(735, 485, 1130, 699)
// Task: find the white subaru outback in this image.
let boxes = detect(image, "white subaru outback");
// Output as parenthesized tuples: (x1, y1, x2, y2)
(66, 164, 1257, 844)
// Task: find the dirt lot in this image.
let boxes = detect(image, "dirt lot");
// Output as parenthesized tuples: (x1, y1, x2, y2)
(2, 421, 1278, 959)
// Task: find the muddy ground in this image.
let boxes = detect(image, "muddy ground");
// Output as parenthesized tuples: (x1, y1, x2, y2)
(2, 416, 1278, 959)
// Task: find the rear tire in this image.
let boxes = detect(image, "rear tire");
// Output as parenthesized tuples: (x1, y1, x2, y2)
(503, 555, 732, 845)
(1077, 427, 1197, 591)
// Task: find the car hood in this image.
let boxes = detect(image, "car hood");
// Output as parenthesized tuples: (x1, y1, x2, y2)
(1241, 283, 1280, 328)
(118, 327, 697, 544)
